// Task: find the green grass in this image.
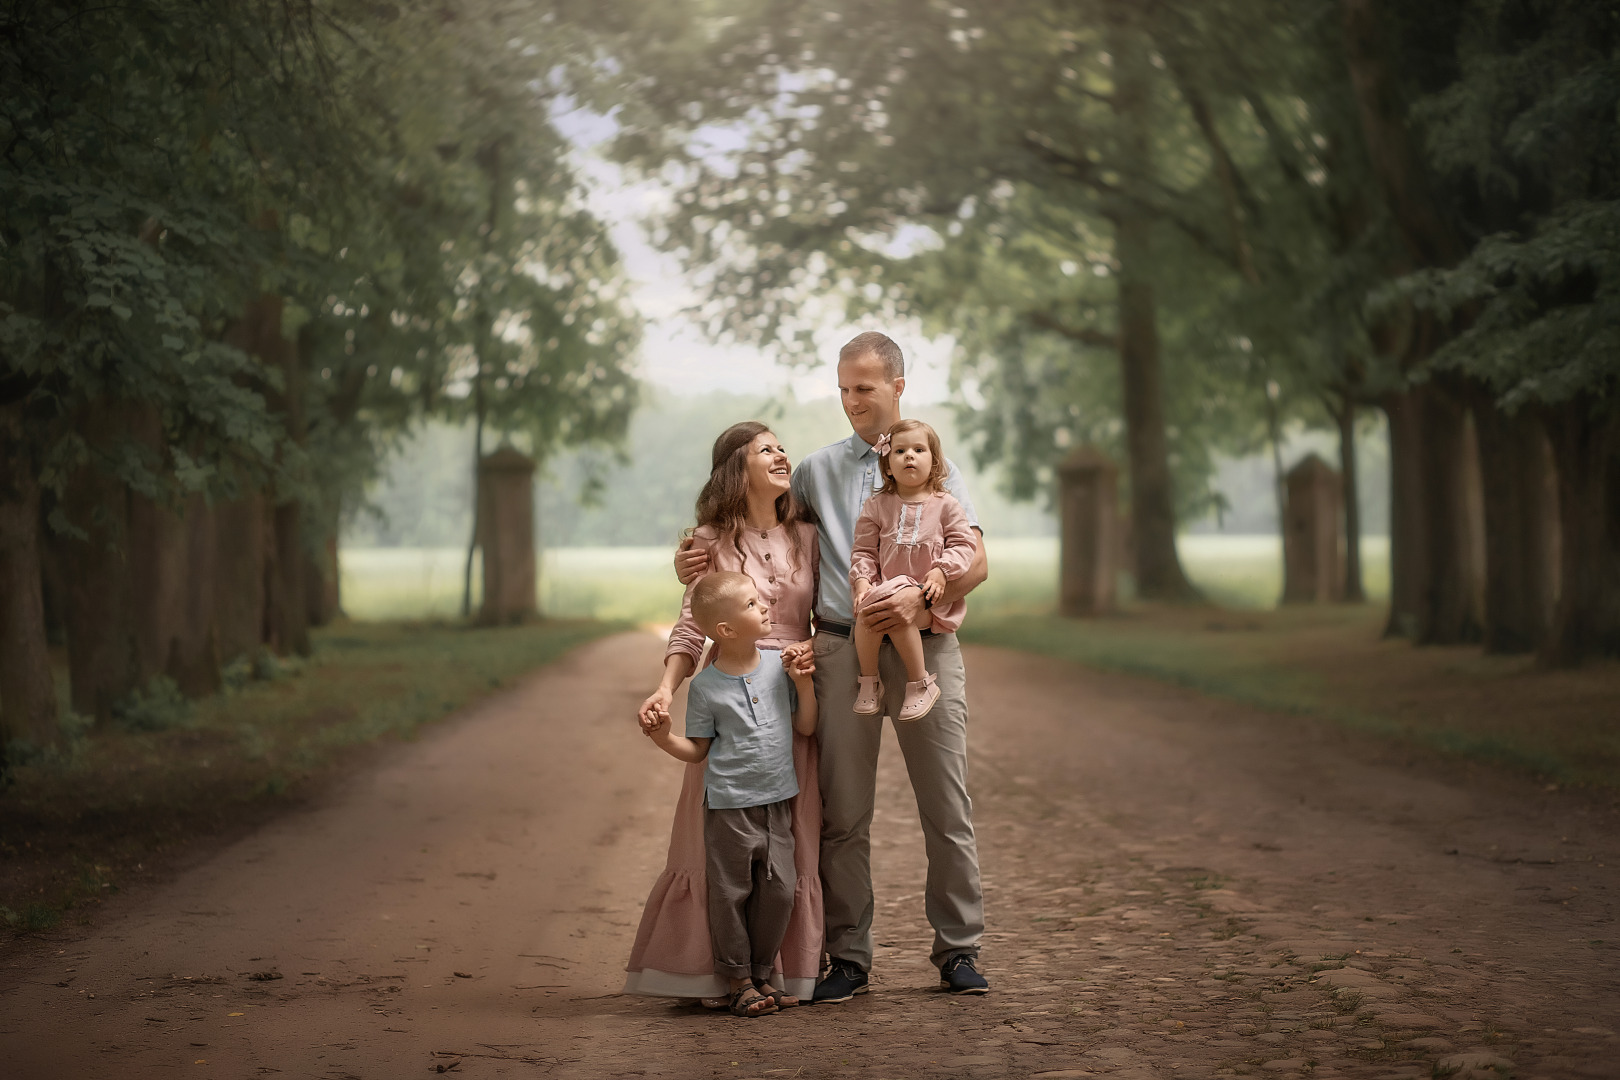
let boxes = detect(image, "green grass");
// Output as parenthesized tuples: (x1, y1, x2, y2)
(959, 608, 1620, 789)
(3, 618, 620, 930)
(342, 546, 685, 623)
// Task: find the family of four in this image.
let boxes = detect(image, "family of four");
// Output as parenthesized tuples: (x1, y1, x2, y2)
(623, 332, 991, 1017)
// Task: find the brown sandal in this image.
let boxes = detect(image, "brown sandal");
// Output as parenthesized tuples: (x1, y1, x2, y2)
(756, 984, 799, 1009)
(727, 985, 777, 1017)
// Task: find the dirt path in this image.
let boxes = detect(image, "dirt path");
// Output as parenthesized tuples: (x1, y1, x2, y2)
(2, 632, 1616, 1079)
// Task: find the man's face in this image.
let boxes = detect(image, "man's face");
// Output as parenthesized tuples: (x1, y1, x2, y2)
(837, 352, 905, 443)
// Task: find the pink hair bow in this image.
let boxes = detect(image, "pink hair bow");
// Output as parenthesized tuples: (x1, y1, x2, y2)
(873, 432, 892, 456)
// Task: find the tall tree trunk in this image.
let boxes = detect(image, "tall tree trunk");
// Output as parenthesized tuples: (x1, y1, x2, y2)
(1381, 390, 1425, 637)
(461, 400, 485, 619)
(1414, 384, 1481, 644)
(1109, 17, 1198, 602)
(213, 491, 269, 663)
(52, 413, 140, 723)
(1341, 0, 1463, 269)
(175, 495, 222, 694)
(1335, 394, 1367, 602)
(1473, 399, 1556, 653)
(269, 501, 310, 656)
(462, 139, 505, 619)
(0, 402, 59, 749)
(305, 506, 340, 628)
(228, 295, 310, 658)
(1542, 399, 1620, 667)
(1381, 384, 1481, 642)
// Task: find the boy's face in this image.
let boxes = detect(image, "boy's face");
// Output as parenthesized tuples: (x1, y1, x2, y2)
(714, 582, 772, 643)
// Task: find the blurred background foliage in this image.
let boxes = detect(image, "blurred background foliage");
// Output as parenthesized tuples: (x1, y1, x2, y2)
(1, 0, 1616, 766)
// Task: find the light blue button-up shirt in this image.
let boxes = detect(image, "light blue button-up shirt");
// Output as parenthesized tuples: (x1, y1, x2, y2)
(791, 432, 980, 625)
(684, 655, 800, 810)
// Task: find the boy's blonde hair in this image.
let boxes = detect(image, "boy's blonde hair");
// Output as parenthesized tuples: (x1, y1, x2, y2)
(878, 418, 949, 496)
(690, 571, 755, 636)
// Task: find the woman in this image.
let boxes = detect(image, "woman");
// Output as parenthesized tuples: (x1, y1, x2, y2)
(622, 421, 824, 1006)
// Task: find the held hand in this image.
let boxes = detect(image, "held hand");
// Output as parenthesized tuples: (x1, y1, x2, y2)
(674, 537, 708, 585)
(787, 649, 816, 680)
(779, 639, 812, 665)
(638, 687, 672, 733)
(923, 568, 948, 603)
(644, 713, 672, 742)
(862, 583, 928, 634)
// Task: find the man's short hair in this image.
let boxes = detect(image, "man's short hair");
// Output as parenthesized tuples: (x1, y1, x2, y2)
(690, 571, 754, 635)
(838, 331, 905, 382)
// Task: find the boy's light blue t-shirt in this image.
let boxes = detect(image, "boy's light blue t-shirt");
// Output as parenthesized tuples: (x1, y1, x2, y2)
(684, 654, 799, 811)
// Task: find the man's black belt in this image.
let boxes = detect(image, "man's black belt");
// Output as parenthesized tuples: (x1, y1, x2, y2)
(817, 620, 936, 638)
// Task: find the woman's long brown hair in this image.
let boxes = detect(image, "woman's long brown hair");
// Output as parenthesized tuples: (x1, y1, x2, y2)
(690, 421, 810, 581)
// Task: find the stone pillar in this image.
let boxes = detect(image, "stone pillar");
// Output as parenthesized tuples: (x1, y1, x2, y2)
(1282, 453, 1345, 604)
(477, 446, 538, 625)
(1057, 447, 1119, 616)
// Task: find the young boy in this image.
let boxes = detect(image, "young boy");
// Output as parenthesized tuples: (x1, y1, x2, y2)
(644, 571, 819, 1017)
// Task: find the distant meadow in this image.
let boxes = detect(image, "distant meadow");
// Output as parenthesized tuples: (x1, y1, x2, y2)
(341, 389, 1390, 624)
(339, 535, 1391, 624)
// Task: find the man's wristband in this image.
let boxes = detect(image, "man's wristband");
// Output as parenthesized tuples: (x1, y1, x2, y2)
(918, 583, 932, 610)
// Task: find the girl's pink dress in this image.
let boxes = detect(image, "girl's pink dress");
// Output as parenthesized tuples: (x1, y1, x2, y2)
(850, 490, 977, 633)
(622, 521, 823, 1000)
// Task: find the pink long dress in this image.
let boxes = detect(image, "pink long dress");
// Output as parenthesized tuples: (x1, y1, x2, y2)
(622, 521, 824, 1001)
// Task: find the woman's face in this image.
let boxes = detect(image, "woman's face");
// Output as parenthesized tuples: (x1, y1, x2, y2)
(744, 430, 792, 500)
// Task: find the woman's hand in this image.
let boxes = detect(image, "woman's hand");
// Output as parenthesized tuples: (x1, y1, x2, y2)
(923, 568, 948, 603)
(785, 648, 816, 680)
(644, 713, 672, 741)
(638, 687, 673, 733)
(779, 639, 813, 666)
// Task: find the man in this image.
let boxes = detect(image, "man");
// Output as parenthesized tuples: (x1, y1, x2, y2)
(676, 331, 991, 1000)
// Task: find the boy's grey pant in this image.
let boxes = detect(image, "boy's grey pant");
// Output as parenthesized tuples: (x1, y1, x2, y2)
(704, 799, 796, 982)
(812, 630, 983, 970)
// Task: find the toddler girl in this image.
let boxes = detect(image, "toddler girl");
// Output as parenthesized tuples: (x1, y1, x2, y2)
(849, 419, 977, 721)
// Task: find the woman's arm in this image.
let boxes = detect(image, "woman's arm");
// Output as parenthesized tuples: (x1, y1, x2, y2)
(787, 651, 818, 735)
(638, 651, 698, 731)
(664, 534, 715, 668)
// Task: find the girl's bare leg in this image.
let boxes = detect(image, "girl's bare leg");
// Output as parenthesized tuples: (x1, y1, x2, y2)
(854, 615, 883, 677)
(891, 624, 927, 682)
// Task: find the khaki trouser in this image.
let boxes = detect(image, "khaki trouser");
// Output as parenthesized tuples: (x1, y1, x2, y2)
(704, 800, 797, 982)
(812, 630, 983, 970)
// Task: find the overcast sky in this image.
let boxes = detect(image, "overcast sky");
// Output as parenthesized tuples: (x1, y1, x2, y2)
(557, 106, 958, 405)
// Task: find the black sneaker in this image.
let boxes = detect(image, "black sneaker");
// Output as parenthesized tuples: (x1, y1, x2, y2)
(812, 958, 869, 1003)
(939, 953, 989, 994)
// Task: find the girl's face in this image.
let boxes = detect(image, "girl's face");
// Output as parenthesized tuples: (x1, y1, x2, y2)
(744, 430, 791, 499)
(888, 430, 934, 492)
